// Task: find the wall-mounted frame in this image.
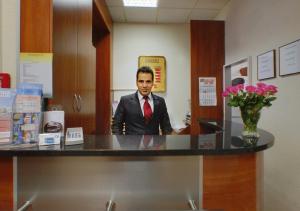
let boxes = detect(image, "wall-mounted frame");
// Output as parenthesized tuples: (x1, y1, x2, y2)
(279, 39, 300, 76)
(138, 56, 166, 92)
(223, 57, 252, 121)
(257, 50, 276, 80)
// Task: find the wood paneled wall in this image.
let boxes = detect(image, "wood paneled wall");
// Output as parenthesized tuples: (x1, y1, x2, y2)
(20, 0, 52, 52)
(190, 20, 224, 135)
(203, 154, 262, 211)
(0, 157, 13, 211)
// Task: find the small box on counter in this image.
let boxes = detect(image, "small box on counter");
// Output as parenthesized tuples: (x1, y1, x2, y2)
(43, 111, 64, 138)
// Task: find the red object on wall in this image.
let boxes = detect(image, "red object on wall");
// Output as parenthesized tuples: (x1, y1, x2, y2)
(0, 73, 11, 88)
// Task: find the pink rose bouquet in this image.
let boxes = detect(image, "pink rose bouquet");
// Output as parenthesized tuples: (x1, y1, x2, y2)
(222, 82, 277, 109)
(222, 82, 278, 139)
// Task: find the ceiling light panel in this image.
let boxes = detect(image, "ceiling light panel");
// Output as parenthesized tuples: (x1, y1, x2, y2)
(158, 0, 198, 9)
(123, 0, 158, 7)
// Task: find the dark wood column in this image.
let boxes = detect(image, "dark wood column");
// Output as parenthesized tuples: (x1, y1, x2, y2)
(95, 33, 111, 134)
(190, 20, 261, 211)
(190, 20, 224, 135)
(93, 0, 112, 134)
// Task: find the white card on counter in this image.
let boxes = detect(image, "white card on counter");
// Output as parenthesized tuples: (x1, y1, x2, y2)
(65, 127, 83, 145)
(39, 133, 61, 146)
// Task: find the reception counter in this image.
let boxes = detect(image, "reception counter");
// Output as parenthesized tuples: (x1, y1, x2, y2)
(0, 121, 274, 211)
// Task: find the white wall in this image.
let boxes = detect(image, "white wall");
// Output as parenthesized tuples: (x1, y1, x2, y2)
(112, 23, 191, 129)
(0, 0, 19, 88)
(0, 0, 2, 69)
(223, 0, 300, 210)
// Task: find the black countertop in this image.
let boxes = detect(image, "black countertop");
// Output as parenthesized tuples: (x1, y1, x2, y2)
(0, 120, 274, 156)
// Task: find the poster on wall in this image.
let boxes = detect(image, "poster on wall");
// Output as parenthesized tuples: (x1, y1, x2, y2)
(138, 56, 166, 92)
(199, 77, 217, 106)
(19, 53, 53, 98)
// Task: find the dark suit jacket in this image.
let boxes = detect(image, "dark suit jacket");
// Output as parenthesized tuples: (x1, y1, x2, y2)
(112, 92, 173, 135)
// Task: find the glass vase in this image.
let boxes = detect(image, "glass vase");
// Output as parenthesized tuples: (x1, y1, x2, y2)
(240, 106, 261, 145)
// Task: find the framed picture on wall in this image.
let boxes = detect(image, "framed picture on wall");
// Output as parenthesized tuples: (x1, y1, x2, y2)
(279, 39, 300, 76)
(223, 57, 252, 120)
(138, 56, 166, 92)
(257, 50, 276, 80)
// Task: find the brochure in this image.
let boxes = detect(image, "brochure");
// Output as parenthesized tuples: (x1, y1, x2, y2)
(12, 113, 41, 144)
(12, 83, 43, 144)
(0, 89, 16, 144)
(15, 83, 42, 113)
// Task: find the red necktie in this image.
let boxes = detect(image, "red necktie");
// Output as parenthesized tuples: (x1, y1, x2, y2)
(143, 96, 152, 123)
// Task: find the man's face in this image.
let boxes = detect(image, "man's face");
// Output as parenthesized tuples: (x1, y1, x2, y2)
(136, 73, 154, 96)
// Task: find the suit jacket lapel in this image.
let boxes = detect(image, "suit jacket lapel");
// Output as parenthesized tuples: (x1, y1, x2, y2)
(134, 91, 144, 119)
(152, 93, 159, 119)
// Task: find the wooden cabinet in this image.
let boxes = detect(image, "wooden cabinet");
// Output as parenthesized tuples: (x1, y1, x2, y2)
(20, 0, 53, 52)
(52, 0, 96, 134)
(0, 1, 112, 210)
(21, 0, 112, 135)
(52, 0, 112, 134)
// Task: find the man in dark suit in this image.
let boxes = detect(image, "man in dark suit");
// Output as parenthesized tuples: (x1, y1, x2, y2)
(112, 66, 173, 135)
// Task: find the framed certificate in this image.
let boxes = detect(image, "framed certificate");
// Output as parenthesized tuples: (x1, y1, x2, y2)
(279, 39, 300, 76)
(138, 56, 166, 92)
(257, 50, 276, 80)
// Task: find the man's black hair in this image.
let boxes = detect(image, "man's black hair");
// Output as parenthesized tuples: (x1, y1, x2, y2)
(136, 66, 154, 81)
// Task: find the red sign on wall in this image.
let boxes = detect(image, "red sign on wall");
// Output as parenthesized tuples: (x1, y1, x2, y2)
(0, 73, 11, 88)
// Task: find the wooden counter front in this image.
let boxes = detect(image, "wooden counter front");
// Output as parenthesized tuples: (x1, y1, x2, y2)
(0, 157, 13, 211)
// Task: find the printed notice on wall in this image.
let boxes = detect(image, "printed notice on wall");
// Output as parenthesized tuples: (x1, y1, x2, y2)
(199, 77, 217, 106)
(20, 53, 53, 98)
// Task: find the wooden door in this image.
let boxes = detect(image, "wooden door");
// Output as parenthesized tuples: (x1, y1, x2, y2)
(52, 0, 79, 128)
(77, 0, 96, 134)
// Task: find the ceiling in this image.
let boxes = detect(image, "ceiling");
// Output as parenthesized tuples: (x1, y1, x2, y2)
(105, 0, 230, 23)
